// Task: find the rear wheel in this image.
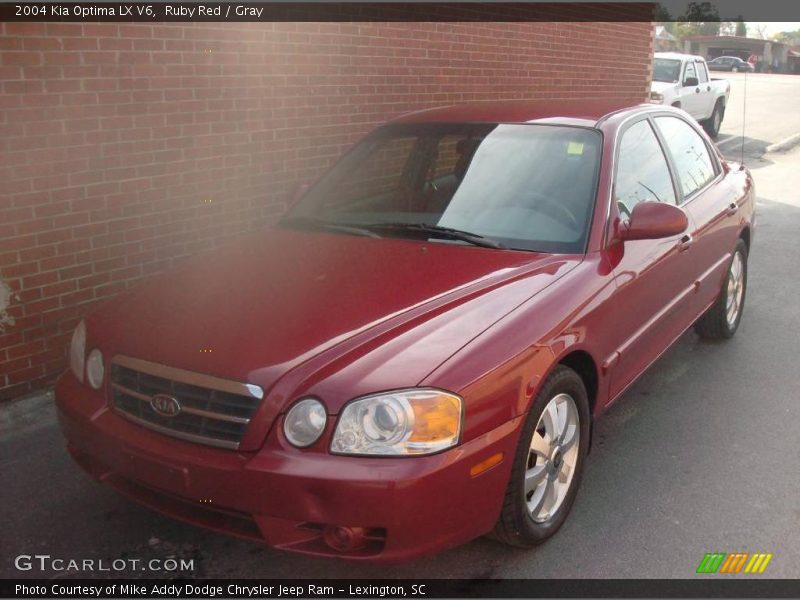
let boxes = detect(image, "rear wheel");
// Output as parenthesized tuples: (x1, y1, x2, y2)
(702, 100, 724, 138)
(491, 366, 590, 547)
(695, 239, 748, 339)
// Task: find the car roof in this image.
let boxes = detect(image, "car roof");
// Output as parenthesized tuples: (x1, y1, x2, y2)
(390, 99, 648, 128)
(655, 51, 705, 62)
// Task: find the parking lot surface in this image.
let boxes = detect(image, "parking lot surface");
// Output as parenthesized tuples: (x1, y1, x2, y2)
(2, 75, 799, 581)
(716, 72, 800, 161)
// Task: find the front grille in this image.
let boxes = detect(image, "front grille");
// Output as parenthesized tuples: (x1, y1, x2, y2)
(110, 355, 264, 450)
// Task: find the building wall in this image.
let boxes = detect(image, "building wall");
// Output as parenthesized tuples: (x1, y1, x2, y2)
(0, 20, 655, 399)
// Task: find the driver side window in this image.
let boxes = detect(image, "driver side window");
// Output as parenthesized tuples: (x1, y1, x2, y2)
(614, 120, 677, 217)
(684, 61, 697, 83)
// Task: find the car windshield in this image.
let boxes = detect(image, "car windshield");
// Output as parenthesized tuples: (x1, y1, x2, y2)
(653, 58, 682, 82)
(285, 123, 602, 253)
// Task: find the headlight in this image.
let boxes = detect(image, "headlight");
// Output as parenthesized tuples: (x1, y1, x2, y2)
(331, 389, 462, 456)
(69, 321, 86, 383)
(86, 348, 104, 390)
(649, 92, 664, 103)
(283, 398, 327, 448)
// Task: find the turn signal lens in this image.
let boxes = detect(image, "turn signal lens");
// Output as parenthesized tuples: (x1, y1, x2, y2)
(331, 389, 462, 456)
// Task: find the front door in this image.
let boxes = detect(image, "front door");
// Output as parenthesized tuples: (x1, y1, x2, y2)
(604, 117, 697, 400)
(680, 61, 704, 119)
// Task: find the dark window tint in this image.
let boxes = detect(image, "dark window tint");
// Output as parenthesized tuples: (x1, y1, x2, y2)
(325, 136, 416, 208)
(684, 61, 697, 82)
(614, 120, 676, 217)
(653, 58, 681, 83)
(289, 123, 603, 253)
(655, 116, 716, 198)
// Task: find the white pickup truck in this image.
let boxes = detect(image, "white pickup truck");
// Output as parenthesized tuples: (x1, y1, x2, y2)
(649, 52, 731, 138)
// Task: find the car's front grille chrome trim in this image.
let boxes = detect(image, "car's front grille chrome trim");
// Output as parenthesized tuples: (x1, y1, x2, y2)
(110, 383, 251, 425)
(109, 355, 264, 450)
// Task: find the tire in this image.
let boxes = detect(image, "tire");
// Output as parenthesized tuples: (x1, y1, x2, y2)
(695, 238, 748, 340)
(702, 100, 724, 139)
(491, 365, 590, 547)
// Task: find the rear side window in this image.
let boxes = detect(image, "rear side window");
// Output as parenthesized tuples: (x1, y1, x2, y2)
(696, 61, 709, 83)
(654, 116, 716, 198)
(614, 120, 676, 217)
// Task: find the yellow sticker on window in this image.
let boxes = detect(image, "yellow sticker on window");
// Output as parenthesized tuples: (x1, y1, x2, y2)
(567, 142, 584, 155)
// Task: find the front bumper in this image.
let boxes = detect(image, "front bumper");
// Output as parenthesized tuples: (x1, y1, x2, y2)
(55, 373, 523, 562)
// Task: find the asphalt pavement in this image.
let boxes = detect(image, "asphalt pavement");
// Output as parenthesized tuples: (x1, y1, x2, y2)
(715, 72, 800, 162)
(2, 76, 800, 581)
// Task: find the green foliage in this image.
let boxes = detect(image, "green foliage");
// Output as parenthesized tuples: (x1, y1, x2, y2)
(772, 30, 800, 45)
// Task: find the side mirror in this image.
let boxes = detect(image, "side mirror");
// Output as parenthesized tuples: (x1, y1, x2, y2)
(683, 76, 699, 87)
(618, 201, 688, 241)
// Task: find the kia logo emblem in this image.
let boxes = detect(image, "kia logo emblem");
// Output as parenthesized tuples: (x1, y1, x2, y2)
(150, 394, 181, 418)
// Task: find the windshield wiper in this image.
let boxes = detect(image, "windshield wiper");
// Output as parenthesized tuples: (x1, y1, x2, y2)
(364, 222, 505, 249)
(279, 216, 382, 239)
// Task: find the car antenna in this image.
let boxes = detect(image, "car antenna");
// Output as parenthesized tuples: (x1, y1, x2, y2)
(739, 67, 747, 169)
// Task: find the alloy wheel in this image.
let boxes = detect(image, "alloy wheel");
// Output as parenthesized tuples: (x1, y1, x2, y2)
(726, 250, 745, 328)
(525, 393, 580, 523)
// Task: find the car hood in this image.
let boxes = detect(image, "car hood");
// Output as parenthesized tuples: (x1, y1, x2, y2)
(90, 228, 579, 446)
(650, 80, 678, 94)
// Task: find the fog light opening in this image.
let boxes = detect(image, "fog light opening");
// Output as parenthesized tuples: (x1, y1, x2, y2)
(322, 525, 367, 553)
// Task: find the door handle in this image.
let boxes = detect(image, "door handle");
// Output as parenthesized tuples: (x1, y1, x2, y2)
(678, 234, 693, 252)
(726, 202, 738, 216)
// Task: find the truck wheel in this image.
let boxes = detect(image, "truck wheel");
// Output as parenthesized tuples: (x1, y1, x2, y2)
(703, 100, 723, 138)
(490, 366, 590, 547)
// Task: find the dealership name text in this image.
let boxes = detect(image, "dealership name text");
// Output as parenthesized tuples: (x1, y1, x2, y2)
(15, 584, 420, 598)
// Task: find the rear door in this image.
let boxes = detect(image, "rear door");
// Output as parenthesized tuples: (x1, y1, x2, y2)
(652, 115, 739, 314)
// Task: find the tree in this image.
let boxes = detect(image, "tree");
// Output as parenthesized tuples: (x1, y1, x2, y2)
(750, 24, 769, 40)
(735, 21, 747, 37)
(773, 29, 800, 45)
(683, 2, 722, 35)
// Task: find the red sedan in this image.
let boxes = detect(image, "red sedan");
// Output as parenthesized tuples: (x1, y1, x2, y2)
(56, 100, 755, 561)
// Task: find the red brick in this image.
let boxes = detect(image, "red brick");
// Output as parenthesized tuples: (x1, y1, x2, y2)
(7, 366, 44, 385)
(0, 19, 653, 399)
(0, 357, 32, 377)
(1, 52, 42, 66)
(7, 340, 45, 361)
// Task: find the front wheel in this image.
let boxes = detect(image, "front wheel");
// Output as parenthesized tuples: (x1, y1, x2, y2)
(695, 239, 748, 339)
(491, 366, 590, 547)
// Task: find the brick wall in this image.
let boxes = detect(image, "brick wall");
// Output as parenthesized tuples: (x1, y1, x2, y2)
(0, 19, 655, 399)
